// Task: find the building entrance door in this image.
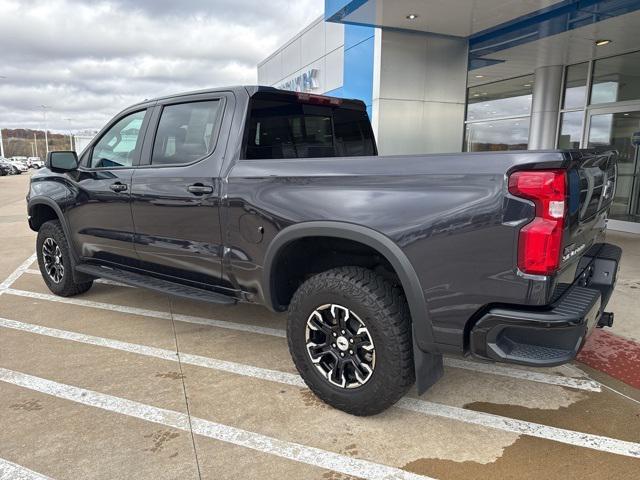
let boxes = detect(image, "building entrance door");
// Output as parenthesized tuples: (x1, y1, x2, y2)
(586, 107, 640, 233)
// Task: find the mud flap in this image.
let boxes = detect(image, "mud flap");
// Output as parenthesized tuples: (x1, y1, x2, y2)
(413, 329, 444, 395)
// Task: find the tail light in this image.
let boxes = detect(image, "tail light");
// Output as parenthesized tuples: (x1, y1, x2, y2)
(508, 170, 567, 275)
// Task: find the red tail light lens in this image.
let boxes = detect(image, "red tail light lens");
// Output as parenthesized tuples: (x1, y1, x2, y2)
(508, 170, 567, 275)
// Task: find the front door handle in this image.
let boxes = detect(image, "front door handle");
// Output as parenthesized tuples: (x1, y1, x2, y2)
(187, 184, 214, 195)
(110, 182, 128, 192)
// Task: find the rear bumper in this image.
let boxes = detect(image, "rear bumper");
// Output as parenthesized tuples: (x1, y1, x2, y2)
(470, 243, 621, 367)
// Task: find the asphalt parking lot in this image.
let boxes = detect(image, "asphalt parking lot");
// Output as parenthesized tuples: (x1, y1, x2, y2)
(0, 172, 639, 480)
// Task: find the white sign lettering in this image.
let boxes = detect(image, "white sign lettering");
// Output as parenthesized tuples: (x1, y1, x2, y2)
(279, 69, 319, 92)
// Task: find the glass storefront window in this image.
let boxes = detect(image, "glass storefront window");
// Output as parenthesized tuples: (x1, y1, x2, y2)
(587, 111, 640, 222)
(467, 75, 534, 121)
(464, 118, 530, 152)
(563, 62, 588, 109)
(591, 51, 640, 105)
(558, 111, 584, 149)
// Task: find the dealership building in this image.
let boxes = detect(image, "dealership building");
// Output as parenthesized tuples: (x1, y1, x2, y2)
(258, 0, 640, 233)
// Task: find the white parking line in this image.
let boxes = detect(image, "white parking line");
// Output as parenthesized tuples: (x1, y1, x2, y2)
(397, 398, 640, 458)
(4, 288, 285, 338)
(0, 317, 302, 387)
(443, 358, 601, 392)
(1, 316, 638, 458)
(24, 269, 133, 288)
(2, 286, 601, 392)
(0, 254, 37, 291)
(0, 367, 434, 480)
(0, 457, 52, 480)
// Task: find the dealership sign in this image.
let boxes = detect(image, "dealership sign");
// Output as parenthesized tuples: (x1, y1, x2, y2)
(279, 69, 319, 92)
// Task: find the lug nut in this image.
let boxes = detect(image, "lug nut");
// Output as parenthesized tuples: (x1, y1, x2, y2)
(332, 343, 336, 348)
(341, 330, 345, 334)
(333, 332, 337, 337)
(349, 338, 354, 343)
(340, 352, 345, 357)
(349, 350, 353, 355)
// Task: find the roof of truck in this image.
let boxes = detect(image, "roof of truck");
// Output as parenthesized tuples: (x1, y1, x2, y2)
(134, 86, 366, 109)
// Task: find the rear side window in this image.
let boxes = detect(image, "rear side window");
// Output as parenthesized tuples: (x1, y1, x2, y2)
(244, 97, 375, 159)
(152, 100, 222, 165)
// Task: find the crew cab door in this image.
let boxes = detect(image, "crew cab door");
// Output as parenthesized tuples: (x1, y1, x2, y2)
(130, 93, 231, 287)
(65, 107, 151, 264)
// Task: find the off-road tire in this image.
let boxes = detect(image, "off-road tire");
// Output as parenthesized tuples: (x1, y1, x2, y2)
(287, 266, 415, 415)
(36, 220, 93, 297)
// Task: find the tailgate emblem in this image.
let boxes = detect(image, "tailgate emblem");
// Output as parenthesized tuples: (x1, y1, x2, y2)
(562, 243, 586, 262)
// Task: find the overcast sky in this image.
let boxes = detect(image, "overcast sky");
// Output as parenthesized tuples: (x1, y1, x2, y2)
(0, 0, 322, 132)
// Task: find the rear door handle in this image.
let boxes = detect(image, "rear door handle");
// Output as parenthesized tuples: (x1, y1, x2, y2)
(187, 184, 214, 195)
(110, 182, 128, 192)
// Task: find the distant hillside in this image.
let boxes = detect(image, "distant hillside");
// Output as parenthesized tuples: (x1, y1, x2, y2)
(1, 128, 73, 158)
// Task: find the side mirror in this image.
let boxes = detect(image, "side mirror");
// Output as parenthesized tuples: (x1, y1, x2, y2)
(47, 151, 78, 172)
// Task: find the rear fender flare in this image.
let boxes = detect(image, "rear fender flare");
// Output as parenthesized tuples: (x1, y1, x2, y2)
(262, 221, 437, 351)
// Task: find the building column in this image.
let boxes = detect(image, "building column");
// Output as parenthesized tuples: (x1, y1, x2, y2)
(372, 29, 468, 155)
(529, 65, 564, 150)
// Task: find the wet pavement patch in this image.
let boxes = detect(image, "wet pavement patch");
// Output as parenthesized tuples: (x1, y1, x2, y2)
(464, 392, 640, 443)
(403, 434, 640, 480)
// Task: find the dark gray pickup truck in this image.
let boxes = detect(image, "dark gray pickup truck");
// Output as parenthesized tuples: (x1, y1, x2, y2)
(28, 86, 621, 415)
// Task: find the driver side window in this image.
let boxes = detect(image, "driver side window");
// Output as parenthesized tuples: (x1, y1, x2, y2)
(90, 110, 147, 168)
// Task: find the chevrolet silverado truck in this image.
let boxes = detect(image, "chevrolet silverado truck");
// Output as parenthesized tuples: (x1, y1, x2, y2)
(27, 86, 621, 415)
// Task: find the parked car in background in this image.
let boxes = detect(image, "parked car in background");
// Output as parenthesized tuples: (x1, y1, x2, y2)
(8, 159, 28, 174)
(28, 157, 44, 169)
(0, 158, 13, 176)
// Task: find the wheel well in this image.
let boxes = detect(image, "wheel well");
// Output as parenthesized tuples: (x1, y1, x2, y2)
(29, 203, 59, 231)
(270, 236, 403, 310)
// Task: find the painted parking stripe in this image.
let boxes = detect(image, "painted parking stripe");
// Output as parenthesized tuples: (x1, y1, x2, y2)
(3, 286, 601, 392)
(0, 254, 37, 291)
(24, 269, 133, 288)
(0, 457, 52, 480)
(0, 368, 433, 480)
(0, 317, 302, 387)
(397, 398, 640, 458)
(4, 288, 286, 338)
(443, 357, 601, 392)
(1, 316, 638, 458)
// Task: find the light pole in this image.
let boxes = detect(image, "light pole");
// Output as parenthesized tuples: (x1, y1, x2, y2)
(64, 118, 74, 150)
(35, 105, 51, 155)
(0, 76, 6, 158)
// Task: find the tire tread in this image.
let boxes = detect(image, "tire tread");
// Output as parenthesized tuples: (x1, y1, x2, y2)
(287, 266, 414, 415)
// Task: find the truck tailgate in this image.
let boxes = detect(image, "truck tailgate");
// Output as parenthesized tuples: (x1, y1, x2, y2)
(561, 149, 618, 278)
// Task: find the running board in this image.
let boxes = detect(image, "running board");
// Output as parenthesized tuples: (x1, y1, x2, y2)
(75, 264, 236, 305)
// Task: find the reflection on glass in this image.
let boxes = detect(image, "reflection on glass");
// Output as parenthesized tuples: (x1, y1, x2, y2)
(563, 63, 588, 109)
(587, 111, 640, 222)
(467, 75, 534, 121)
(464, 118, 530, 152)
(591, 51, 640, 105)
(558, 111, 583, 149)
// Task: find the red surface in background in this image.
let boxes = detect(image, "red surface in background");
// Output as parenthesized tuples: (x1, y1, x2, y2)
(577, 329, 640, 389)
